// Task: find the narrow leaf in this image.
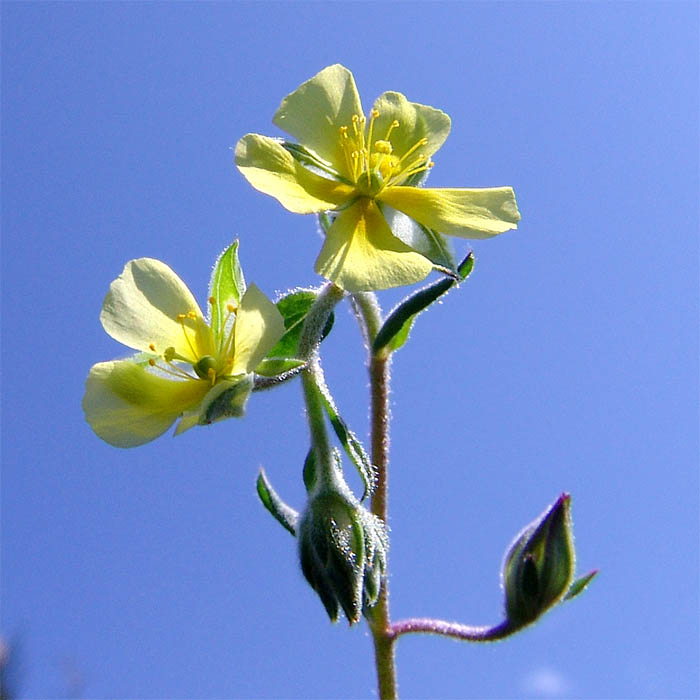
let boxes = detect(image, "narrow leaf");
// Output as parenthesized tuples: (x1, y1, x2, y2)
(316, 383, 375, 500)
(373, 253, 474, 355)
(256, 468, 299, 536)
(208, 241, 246, 337)
(564, 570, 598, 601)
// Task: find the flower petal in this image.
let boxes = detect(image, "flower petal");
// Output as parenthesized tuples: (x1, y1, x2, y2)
(314, 199, 433, 292)
(371, 91, 451, 161)
(273, 64, 364, 178)
(232, 283, 286, 374)
(100, 258, 210, 361)
(83, 360, 209, 447)
(235, 134, 355, 213)
(378, 186, 521, 238)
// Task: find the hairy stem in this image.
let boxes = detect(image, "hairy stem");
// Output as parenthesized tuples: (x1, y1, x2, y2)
(352, 293, 398, 699)
(298, 283, 346, 489)
(390, 618, 516, 642)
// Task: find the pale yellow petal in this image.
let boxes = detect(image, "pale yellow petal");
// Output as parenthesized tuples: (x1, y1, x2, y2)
(314, 199, 433, 292)
(378, 186, 521, 238)
(235, 134, 355, 213)
(273, 64, 364, 179)
(100, 258, 211, 361)
(83, 360, 209, 448)
(371, 91, 451, 162)
(232, 284, 286, 374)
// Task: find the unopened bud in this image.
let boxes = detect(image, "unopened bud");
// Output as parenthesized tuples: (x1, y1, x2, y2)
(502, 493, 575, 628)
(298, 487, 387, 625)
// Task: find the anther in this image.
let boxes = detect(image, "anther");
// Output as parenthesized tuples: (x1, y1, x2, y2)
(208, 296, 216, 305)
(226, 304, 236, 313)
(176, 313, 186, 322)
(149, 343, 157, 352)
(385, 120, 400, 140)
(187, 311, 197, 320)
(148, 358, 156, 366)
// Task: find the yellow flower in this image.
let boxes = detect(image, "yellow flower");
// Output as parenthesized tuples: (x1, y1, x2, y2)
(236, 64, 521, 292)
(83, 256, 285, 447)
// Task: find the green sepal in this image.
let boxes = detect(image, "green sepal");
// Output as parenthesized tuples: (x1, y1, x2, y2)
(254, 357, 305, 377)
(256, 468, 299, 536)
(208, 240, 246, 337)
(379, 202, 458, 274)
(282, 140, 346, 183)
(198, 374, 254, 425)
(564, 569, 598, 601)
(303, 448, 317, 493)
(267, 290, 335, 359)
(372, 252, 474, 355)
(316, 384, 375, 500)
(414, 223, 458, 273)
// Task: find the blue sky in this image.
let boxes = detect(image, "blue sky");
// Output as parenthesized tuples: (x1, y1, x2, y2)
(2, 2, 698, 698)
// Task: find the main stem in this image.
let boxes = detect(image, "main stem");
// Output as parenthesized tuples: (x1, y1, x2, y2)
(368, 352, 397, 699)
(353, 292, 398, 699)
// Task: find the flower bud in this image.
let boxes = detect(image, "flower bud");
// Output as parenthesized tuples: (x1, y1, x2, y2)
(298, 487, 387, 625)
(502, 493, 575, 628)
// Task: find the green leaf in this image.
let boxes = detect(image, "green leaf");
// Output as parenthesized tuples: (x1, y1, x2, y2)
(208, 240, 246, 337)
(316, 384, 375, 501)
(267, 290, 334, 358)
(254, 357, 305, 377)
(373, 252, 474, 355)
(564, 570, 598, 601)
(256, 468, 299, 536)
(457, 251, 475, 280)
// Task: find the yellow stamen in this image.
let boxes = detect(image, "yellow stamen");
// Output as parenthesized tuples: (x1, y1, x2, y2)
(398, 137, 429, 165)
(385, 119, 400, 140)
(207, 367, 217, 386)
(149, 343, 157, 352)
(176, 311, 200, 360)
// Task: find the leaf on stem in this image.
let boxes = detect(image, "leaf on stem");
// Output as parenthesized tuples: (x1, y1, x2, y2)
(316, 385, 375, 501)
(256, 468, 299, 536)
(267, 290, 335, 359)
(372, 252, 474, 355)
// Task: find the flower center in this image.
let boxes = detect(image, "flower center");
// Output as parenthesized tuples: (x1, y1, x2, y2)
(146, 298, 238, 386)
(337, 109, 434, 196)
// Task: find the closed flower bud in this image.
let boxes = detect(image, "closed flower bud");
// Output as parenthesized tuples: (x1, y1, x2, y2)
(502, 493, 575, 628)
(298, 487, 387, 625)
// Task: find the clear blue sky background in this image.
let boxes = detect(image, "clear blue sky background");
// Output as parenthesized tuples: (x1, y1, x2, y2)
(2, 2, 698, 698)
